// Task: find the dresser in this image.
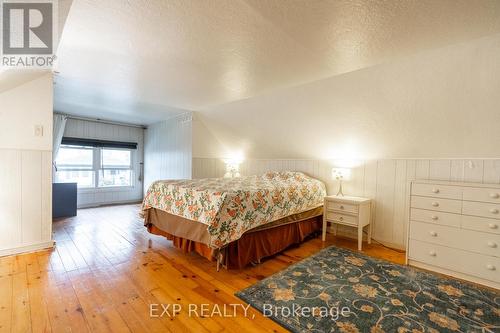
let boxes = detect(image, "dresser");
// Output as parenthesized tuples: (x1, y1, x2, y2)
(407, 180, 500, 289)
(322, 196, 372, 250)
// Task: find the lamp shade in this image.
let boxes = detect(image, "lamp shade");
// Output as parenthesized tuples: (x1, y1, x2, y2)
(332, 168, 351, 181)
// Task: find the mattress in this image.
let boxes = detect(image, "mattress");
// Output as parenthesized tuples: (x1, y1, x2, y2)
(142, 171, 326, 248)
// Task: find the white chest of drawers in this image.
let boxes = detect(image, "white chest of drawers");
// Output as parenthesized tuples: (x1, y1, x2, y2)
(407, 180, 500, 290)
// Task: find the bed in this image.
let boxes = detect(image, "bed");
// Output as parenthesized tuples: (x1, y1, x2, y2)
(141, 171, 327, 269)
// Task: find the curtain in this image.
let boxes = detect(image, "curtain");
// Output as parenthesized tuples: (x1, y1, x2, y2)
(53, 114, 68, 173)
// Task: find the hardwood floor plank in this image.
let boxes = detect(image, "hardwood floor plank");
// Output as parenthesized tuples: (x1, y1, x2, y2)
(55, 272, 91, 333)
(42, 271, 76, 333)
(27, 271, 51, 333)
(55, 242, 79, 272)
(0, 275, 12, 333)
(12, 272, 31, 333)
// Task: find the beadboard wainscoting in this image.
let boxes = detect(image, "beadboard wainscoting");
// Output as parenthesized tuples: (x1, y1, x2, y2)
(63, 118, 145, 208)
(0, 149, 53, 256)
(144, 113, 193, 193)
(192, 158, 500, 249)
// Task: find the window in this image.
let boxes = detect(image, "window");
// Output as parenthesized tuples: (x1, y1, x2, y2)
(99, 149, 132, 187)
(55, 146, 95, 188)
(55, 145, 134, 188)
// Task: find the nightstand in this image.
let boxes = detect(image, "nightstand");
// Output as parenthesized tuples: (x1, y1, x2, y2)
(322, 195, 372, 251)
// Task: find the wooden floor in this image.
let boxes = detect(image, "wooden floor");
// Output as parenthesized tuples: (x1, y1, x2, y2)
(0, 204, 405, 333)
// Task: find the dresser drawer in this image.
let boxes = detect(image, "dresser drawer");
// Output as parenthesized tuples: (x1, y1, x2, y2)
(410, 208, 461, 227)
(462, 215, 500, 235)
(410, 221, 500, 257)
(463, 201, 500, 220)
(325, 211, 358, 226)
(412, 183, 462, 200)
(326, 201, 358, 215)
(463, 187, 500, 204)
(408, 239, 500, 282)
(410, 196, 462, 214)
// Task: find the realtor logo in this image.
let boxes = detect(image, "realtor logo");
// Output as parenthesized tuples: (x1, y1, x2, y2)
(3, 2, 53, 54)
(1, 0, 57, 68)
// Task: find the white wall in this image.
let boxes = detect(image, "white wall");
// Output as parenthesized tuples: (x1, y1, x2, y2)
(62, 118, 145, 208)
(194, 33, 500, 160)
(193, 157, 500, 249)
(0, 73, 53, 256)
(0, 72, 53, 151)
(144, 113, 193, 192)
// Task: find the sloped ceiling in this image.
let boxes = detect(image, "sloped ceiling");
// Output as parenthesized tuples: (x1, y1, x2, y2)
(194, 33, 500, 159)
(0, 70, 49, 94)
(54, 0, 500, 124)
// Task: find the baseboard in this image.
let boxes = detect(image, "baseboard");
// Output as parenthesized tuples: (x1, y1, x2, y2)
(371, 239, 406, 251)
(78, 199, 142, 209)
(0, 241, 55, 257)
(330, 224, 406, 251)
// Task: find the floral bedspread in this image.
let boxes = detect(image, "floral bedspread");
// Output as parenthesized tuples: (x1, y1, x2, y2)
(142, 171, 326, 248)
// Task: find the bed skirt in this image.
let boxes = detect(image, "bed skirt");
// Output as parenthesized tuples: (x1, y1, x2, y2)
(145, 207, 323, 269)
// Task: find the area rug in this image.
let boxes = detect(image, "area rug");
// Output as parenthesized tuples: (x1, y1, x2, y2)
(236, 246, 500, 333)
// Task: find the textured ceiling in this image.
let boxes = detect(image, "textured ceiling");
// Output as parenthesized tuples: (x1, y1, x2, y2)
(54, 0, 500, 124)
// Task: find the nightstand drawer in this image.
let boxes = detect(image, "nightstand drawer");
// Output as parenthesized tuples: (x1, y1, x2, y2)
(326, 211, 358, 226)
(326, 201, 358, 214)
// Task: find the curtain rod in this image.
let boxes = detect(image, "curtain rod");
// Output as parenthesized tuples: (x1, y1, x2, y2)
(55, 113, 147, 129)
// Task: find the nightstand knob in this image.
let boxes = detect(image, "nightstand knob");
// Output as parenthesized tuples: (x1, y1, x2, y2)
(429, 231, 437, 237)
(431, 202, 439, 207)
(339, 216, 344, 221)
(490, 193, 500, 199)
(339, 205, 344, 209)
(489, 208, 499, 214)
(488, 223, 498, 229)
(486, 264, 496, 271)
(429, 250, 437, 257)
(431, 215, 438, 220)
(487, 241, 497, 248)
(432, 188, 440, 194)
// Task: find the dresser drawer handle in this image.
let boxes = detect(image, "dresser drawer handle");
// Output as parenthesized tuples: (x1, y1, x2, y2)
(431, 202, 439, 207)
(339, 205, 344, 209)
(486, 264, 496, 271)
(490, 193, 500, 199)
(432, 188, 440, 194)
(490, 208, 499, 214)
(339, 216, 344, 221)
(489, 223, 499, 229)
(429, 231, 438, 237)
(431, 215, 438, 221)
(487, 242, 497, 248)
(429, 251, 437, 257)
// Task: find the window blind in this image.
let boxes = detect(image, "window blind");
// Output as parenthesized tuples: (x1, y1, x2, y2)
(61, 137, 138, 150)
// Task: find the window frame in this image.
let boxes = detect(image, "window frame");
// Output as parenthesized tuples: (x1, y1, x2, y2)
(97, 148, 134, 188)
(55, 145, 96, 188)
(55, 145, 135, 190)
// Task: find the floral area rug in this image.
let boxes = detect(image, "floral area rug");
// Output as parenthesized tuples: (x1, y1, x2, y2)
(235, 246, 500, 333)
